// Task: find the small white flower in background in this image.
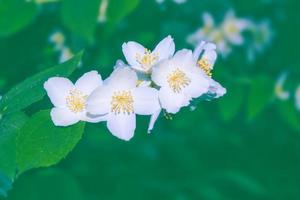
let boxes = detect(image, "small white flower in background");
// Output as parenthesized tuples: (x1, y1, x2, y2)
(295, 86, 300, 111)
(187, 12, 231, 57)
(44, 71, 105, 126)
(275, 72, 290, 101)
(49, 31, 75, 63)
(59, 47, 74, 63)
(221, 10, 251, 45)
(193, 41, 226, 100)
(49, 31, 65, 50)
(151, 49, 209, 114)
(87, 67, 160, 141)
(187, 12, 215, 43)
(188, 10, 252, 57)
(122, 35, 175, 73)
(247, 20, 273, 62)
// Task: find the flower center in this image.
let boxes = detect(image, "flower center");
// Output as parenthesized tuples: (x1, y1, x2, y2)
(197, 58, 212, 77)
(111, 91, 134, 114)
(66, 89, 87, 113)
(136, 49, 159, 71)
(167, 68, 191, 93)
(226, 22, 238, 34)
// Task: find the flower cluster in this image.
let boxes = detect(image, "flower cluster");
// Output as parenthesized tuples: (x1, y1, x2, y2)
(49, 31, 74, 63)
(187, 10, 273, 60)
(44, 36, 226, 141)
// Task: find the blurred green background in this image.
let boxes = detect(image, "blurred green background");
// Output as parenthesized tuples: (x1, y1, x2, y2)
(1, 0, 300, 199)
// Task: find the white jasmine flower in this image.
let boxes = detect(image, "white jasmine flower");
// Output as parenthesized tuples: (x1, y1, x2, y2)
(44, 71, 105, 126)
(193, 41, 226, 100)
(151, 49, 210, 114)
(122, 35, 175, 73)
(275, 72, 289, 101)
(87, 67, 160, 141)
(221, 10, 251, 45)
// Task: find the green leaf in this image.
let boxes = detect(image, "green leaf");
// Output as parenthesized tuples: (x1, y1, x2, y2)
(8, 169, 85, 200)
(277, 100, 300, 131)
(106, 0, 140, 24)
(0, 52, 83, 115)
(218, 83, 244, 121)
(0, 112, 28, 179)
(0, 0, 38, 37)
(61, 0, 101, 43)
(16, 110, 85, 174)
(247, 75, 273, 121)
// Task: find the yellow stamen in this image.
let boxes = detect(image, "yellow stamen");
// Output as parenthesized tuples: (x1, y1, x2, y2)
(197, 58, 212, 77)
(167, 69, 191, 93)
(136, 49, 159, 71)
(111, 91, 134, 114)
(66, 89, 87, 113)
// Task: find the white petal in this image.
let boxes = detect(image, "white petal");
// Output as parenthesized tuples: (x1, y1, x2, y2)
(44, 77, 74, 107)
(122, 41, 145, 67)
(114, 59, 128, 69)
(227, 33, 244, 45)
(208, 78, 226, 98)
(81, 112, 108, 123)
(86, 86, 112, 115)
(75, 71, 103, 95)
(158, 87, 191, 114)
(153, 35, 175, 61)
(204, 42, 217, 51)
(106, 67, 138, 90)
(193, 41, 207, 60)
(147, 108, 161, 133)
(171, 49, 195, 70)
(132, 87, 160, 115)
(202, 46, 217, 68)
(185, 69, 210, 98)
(224, 10, 235, 22)
(236, 19, 251, 31)
(203, 12, 215, 27)
(151, 59, 172, 86)
(107, 113, 136, 141)
(50, 107, 79, 126)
